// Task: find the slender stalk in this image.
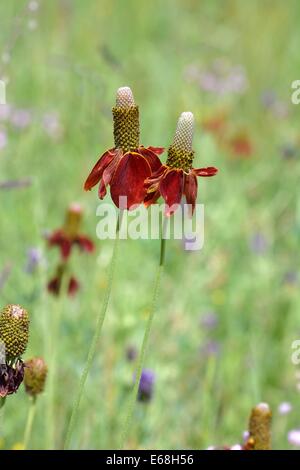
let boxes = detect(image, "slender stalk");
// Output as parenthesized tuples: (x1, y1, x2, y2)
(64, 216, 120, 449)
(47, 265, 68, 449)
(24, 397, 37, 449)
(0, 398, 5, 445)
(120, 218, 167, 449)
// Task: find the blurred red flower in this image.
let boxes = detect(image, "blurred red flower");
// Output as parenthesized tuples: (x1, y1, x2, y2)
(48, 203, 94, 260)
(48, 275, 79, 297)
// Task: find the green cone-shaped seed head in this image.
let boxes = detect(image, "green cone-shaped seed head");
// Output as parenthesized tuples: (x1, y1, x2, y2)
(0, 305, 29, 359)
(24, 357, 48, 397)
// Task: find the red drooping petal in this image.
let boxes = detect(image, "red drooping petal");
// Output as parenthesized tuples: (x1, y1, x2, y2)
(159, 169, 184, 216)
(184, 173, 198, 216)
(48, 230, 72, 260)
(145, 165, 167, 185)
(68, 277, 80, 296)
(194, 167, 218, 177)
(84, 148, 116, 191)
(110, 152, 151, 210)
(144, 189, 161, 207)
(147, 146, 165, 156)
(48, 275, 80, 297)
(74, 235, 94, 253)
(47, 276, 60, 296)
(98, 149, 123, 200)
(138, 146, 163, 172)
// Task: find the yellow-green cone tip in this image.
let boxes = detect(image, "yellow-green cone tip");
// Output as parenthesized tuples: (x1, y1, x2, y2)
(24, 357, 48, 397)
(172, 111, 194, 153)
(0, 304, 29, 359)
(64, 203, 83, 237)
(116, 87, 135, 108)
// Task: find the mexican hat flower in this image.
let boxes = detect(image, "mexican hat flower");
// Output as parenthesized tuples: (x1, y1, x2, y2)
(0, 304, 29, 359)
(47, 264, 79, 297)
(145, 112, 218, 216)
(0, 304, 29, 398)
(0, 360, 25, 398)
(84, 86, 164, 210)
(48, 203, 94, 260)
(24, 357, 48, 398)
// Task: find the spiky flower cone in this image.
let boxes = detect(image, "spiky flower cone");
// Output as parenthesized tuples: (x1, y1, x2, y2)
(0, 305, 29, 359)
(112, 87, 140, 151)
(63, 203, 83, 238)
(248, 402, 272, 450)
(166, 112, 195, 172)
(24, 357, 48, 397)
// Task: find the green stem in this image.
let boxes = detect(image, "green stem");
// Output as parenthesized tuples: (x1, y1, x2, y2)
(24, 397, 37, 449)
(0, 398, 5, 445)
(47, 264, 68, 449)
(120, 218, 167, 449)
(64, 216, 120, 449)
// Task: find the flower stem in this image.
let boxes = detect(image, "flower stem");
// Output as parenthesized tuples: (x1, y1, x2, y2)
(64, 216, 120, 449)
(0, 398, 5, 445)
(47, 265, 68, 449)
(24, 397, 37, 449)
(120, 218, 167, 449)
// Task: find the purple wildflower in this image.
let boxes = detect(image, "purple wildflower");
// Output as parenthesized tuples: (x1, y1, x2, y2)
(288, 430, 300, 447)
(137, 368, 155, 402)
(42, 112, 62, 140)
(201, 340, 221, 357)
(25, 247, 43, 273)
(249, 232, 268, 255)
(260, 90, 277, 109)
(283, 271, 298, 286)
(278, 402, 292, 415)
(0, 129, 7, 150)
(199, 310, 219, 330)
(0, 104, 11, 121)
(185, 60, 247, 96)
(280, 143, 298, 159)
(28, 1, 39, 11)
(10, 109, 32, 129)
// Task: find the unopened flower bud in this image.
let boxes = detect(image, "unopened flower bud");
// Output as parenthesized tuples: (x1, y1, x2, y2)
(24, 357, 48, 397)
(248, 402, 272, 450)
(0, 305, 29, 359)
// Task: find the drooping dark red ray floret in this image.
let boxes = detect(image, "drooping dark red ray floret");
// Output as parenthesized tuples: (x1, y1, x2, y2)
(84, 87, 164, 210)
(144, 112, 218, 216)
(0, 360, 25, 398)
(48, 203, 94, 260)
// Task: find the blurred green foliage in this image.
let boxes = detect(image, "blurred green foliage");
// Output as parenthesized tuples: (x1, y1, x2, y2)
(0, 0, 300, 450)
